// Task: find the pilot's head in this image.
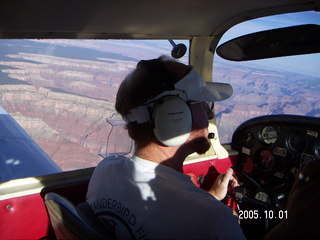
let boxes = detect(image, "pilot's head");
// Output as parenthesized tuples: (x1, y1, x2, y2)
(115, 56, 232, 151)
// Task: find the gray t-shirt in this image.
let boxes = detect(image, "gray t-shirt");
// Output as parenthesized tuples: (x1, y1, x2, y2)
(86, 155, 245, 240)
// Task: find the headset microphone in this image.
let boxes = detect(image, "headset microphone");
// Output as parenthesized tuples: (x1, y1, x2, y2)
(208, 132, 215, 139)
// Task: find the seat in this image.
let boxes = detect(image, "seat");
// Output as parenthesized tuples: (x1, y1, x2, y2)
(44, 192, 114, 240)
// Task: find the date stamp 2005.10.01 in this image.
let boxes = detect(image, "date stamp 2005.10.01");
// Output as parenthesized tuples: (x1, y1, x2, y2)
(238, 210, 288, 220)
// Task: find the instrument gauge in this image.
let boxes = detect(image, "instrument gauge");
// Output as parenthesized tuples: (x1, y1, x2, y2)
(314, 141, 320, 159)
(260, 126, 278, 145)
(287, 131, 306, 153)
(256, 149, 275, 172)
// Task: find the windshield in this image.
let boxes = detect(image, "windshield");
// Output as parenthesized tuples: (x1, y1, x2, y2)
(213, 11, 320, 144)
(0, 39, 189, 173)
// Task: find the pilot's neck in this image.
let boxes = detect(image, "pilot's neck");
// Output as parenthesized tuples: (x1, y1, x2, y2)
(135, 142, 187, 173)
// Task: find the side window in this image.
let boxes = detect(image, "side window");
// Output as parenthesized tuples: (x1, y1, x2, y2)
(0, 40, 189, 172)
(212, 11, 320, 144)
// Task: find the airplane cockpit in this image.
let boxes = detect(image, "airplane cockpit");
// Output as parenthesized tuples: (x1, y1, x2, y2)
(0, 0, 319, 239)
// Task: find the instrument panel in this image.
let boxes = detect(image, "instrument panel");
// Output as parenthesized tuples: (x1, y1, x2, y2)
(232, 115, 320, 205)
(231, 115, 320, 239)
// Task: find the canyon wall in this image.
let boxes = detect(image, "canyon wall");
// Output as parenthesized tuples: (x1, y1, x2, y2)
(0, 40, 319, 169)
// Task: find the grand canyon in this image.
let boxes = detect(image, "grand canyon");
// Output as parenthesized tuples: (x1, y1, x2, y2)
(0, 40, 319, 170)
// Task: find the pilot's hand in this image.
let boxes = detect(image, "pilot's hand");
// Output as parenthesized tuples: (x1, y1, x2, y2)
(209, 168, 239, 201)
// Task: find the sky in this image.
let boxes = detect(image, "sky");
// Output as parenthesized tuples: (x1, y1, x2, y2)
(217, 11, 320, 78)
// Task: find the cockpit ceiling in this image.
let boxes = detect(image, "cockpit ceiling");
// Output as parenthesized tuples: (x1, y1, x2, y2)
(0, 0, 319, 39)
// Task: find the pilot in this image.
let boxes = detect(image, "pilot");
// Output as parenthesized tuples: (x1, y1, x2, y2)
(86, 56, 245, 239)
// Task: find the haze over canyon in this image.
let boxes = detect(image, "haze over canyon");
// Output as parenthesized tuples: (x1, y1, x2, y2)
(0, 40, 319, 170)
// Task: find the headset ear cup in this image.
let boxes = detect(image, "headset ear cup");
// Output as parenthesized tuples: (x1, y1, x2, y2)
(152, 96, 192, 146)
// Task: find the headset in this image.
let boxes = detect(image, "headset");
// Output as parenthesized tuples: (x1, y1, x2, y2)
(124, 59, 192, 147)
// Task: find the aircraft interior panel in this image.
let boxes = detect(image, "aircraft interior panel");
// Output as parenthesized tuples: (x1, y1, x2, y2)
(231, 115, 320, 238)
(0, 168, 94, 240)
